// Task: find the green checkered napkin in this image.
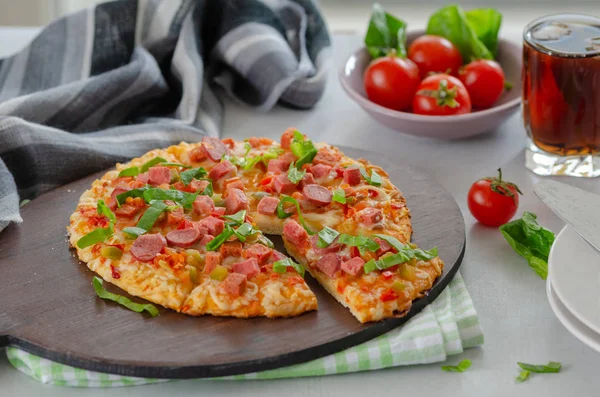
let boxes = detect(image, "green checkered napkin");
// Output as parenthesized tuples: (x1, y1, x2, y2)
(6, 272, 483, 387)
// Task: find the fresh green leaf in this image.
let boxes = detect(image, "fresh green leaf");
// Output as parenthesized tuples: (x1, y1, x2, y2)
(373, 234, 404, 251)
(143, 188, 198, 209)
(364, 259, 377, 273)
(465, 8, 503, 57)
(360, 168, 383, 187)
(140, 157, 168, 173)
(515, 370, 530, 383)
(96, 199, 116, 224)
(135, 200, 169, 232)
(224, 210, 247, 226)
(287, 162, 306, 184)
(231, 223, 254, 242)
(338, 234, 380, 255)
(317, 226, 340, 248)
(290, 131, 318, 168)
(499, 212, 555, 280)
(76, 224, 114, 248)
(332, 188, 346, 204)
(364, 3, 408, 58)
(160, 162, 191, 168)
(276, 196, 316, 235)
(517, 361, 561, 373)
(201, 179, 214, 197)
(92, 276, 158, 317)
(116, 187, 148, 205)
(19, 199, 30, 207)
(441, 359, 472, 372)
(206, 226, 235, 251)
(122, 226, 146, 238)
(362, 241, 438, 273)
(180, 167, 207, 186)
(242, 147, 284, 171)
(118, 166, 140, 177)
(273, 257, 305, 278)
(426, 4, 493, 62)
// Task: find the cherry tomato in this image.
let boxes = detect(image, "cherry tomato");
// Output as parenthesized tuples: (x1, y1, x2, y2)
(412, 74, 471, 116)
(408, 35, 463, 78)
(458, 60, 505, 109)
(467, 169, 522, 227)
(363, 55, 420, 111)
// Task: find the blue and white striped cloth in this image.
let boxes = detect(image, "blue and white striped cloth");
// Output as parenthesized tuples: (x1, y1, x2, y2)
(0, 0, 331, 232)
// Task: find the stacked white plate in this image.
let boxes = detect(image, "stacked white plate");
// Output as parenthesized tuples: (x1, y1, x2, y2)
(547, 226, 600, 352)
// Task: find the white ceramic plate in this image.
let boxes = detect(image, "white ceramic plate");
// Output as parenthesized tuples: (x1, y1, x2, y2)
(548, 225, 600, 334)
(547, 274, 600, 353)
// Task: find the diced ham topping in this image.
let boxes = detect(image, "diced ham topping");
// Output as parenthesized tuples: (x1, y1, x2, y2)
(221, 273, 247, 297)
(359, 208, 383, 225)
(343, 167, 361, 186)
(279, 152, 297, 168)
(257, 196, 280, 215)
(341, 257, 365, 276)
(130, 234, 166, 262)
(196, 216, 224, 236)
(199, 234, 215, 248)
(189, 179, 209, 193)
(281, 128, 296, 149)
(312, 148, 340, 167)
(189, 146, 207, 162)
(315, 253, 340, 278)
(374, 237, 393, 255)
(148, 166, 171, 186)
(243, 244, 272, 265)
(302, 184, 332, 207)
(108, 187, 129, 209)
(309, 163, 332, 178)
(211, 207, 226, 217)
(224, 177, 244, 196)
(165, 227, 202, 248)
(273, 174, 296, 194)
(201, 136, 228, 162)
(283, 220, 309, 247)
(225, 188, 249, 214)
(208, 160, 235, 181)
(193, 195, 215, 217)
(220, 241, 243, 258)
(267, 159, 288, 174)
(114, 204, 142, 218)
(204, 251, 221, 273)
(233, 258, 260, 279)
(136, 172, 150, 184)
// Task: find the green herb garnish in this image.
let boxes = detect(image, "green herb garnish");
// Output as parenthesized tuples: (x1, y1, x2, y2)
(517, 361, 561, 373)
(287, 162, 306, 184)
(338, 234, 380, 255)
(116, 187, 148, 205)
(290, 131, 318, 168)
(276, 195, 315, 235)
(363, 244, 438, 273)
(142, 188, 198, 209)
(242, 147, 284, 171)
(122, 226, 147, 238)
(224, 210, 246, 226)
(140, 157, 167, 173)
(332, 188, 346, 204)
(179, 167, 208, 186)
(206, 227, 235, 251)
(441, 359, 471, 372)
(360, 168, 383, 186)
(317, 226, 340, 248)
(93, 276, 159, 317)
(273, 257, 305, 278)
(515, 370, 530, 383)
(231, 223, 254, 242)
(96, 199, 116, 224)
(132, 200, 169, 234)
(76, 224, 115, 249)
(364, 3, 408, 58)
(118, 166, 140, 177)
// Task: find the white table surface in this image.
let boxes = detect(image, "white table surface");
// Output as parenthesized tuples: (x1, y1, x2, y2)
(2, 7, 600, 395)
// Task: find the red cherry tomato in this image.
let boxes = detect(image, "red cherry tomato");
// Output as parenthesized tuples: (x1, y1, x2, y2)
(363, 55, 420, 111)
(412, 74, 471, 116)
(407, 35, 463, 79)
(458, 60, 505, 109)
(467, 169, 522, 227)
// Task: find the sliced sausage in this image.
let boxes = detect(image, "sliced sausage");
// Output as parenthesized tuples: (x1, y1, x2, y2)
(196, 216, 224, 236)
(280, 128, 296, 149)
(302, 184, 332, 207)
(283, 219, 309, 247)
(273, 174, 296, 194)
(315, 253, 340, 278)
(359, 208, 383, 225)
(204, 251, 222, 273)
(341, 257, 365, 276)
(343, 167, 361, 186)
(312, 148, 341, 167)
(193, 195, 215, 217)
(298, 172, 316, 188)
(208, 160, 235, 181)
(221, 273, 247, 297)
(233, 258, 260, 279)
(130, 234, 166, 262)
(309, 164, 332, 179)
(201, 136, 228, 162)
(243, 244, 272, 265)
(257, 196, 279, 215)
(224, 188, 249, 214)
(166, 227, 202, 248)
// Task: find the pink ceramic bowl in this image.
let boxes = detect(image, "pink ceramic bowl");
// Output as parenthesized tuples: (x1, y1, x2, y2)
(339, 30, 522, 139)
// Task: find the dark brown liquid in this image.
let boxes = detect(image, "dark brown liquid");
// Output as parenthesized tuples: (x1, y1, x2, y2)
(522, 16, 600, 156)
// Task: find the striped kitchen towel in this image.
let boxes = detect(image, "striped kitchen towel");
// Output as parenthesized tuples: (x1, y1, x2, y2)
(0, 0, 331, 232)
(6, 272, 484, 387)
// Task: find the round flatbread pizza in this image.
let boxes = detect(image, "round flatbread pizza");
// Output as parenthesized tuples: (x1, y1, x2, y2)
(68, 129, 443, 322)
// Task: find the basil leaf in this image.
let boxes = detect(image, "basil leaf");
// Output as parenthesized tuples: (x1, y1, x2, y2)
(360, 168, 382, 187)
(224, 210, 246, 226)
(287, 162, 306, 184)
(180, 167, 207, 186)
(338, 234, 380, 255)
(206, 226, 235, 251)
(364, 3, 408, 58)
(135, 200, 168, 232)
(242, 147, 284, 171)
(276, 196, 316, 235)
(517, 361, 561, 373)
(441, 359, 471, 372)
(160, 162, 191, 168)
(515, 370, 530, 383)
(426, 4, 493, 62)
(317, 226, 340, 248)
(116, 187, 148, 205)
(118, 166, 139, 177)
(499, 212, 555, 280)
(332, 188, 346, 204)
(290, 132, 317, 168)
(231, 223, 254, 242)
(273, 257, 305, 278)
(92, 276, 159, 317)
(97, 199, 116, 224)
(465, 8, 502, 57)
(76, 224, 114, 249)
(122, 226, 146, 238)
(140, 157, 167, 173)
(143, 188, 198, 209)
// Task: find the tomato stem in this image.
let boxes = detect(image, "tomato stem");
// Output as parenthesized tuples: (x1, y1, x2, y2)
(482, 168, 522, 204)
(416, 79, 459, 108)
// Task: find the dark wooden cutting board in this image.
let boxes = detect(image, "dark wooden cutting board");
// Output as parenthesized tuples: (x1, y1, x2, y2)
(0, 147, 465, 379)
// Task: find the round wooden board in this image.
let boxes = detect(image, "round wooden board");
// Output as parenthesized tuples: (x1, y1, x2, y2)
(0, 147, 465, 379)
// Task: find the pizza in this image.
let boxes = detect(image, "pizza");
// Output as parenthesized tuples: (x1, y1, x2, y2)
(68, 129, 443, 322)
